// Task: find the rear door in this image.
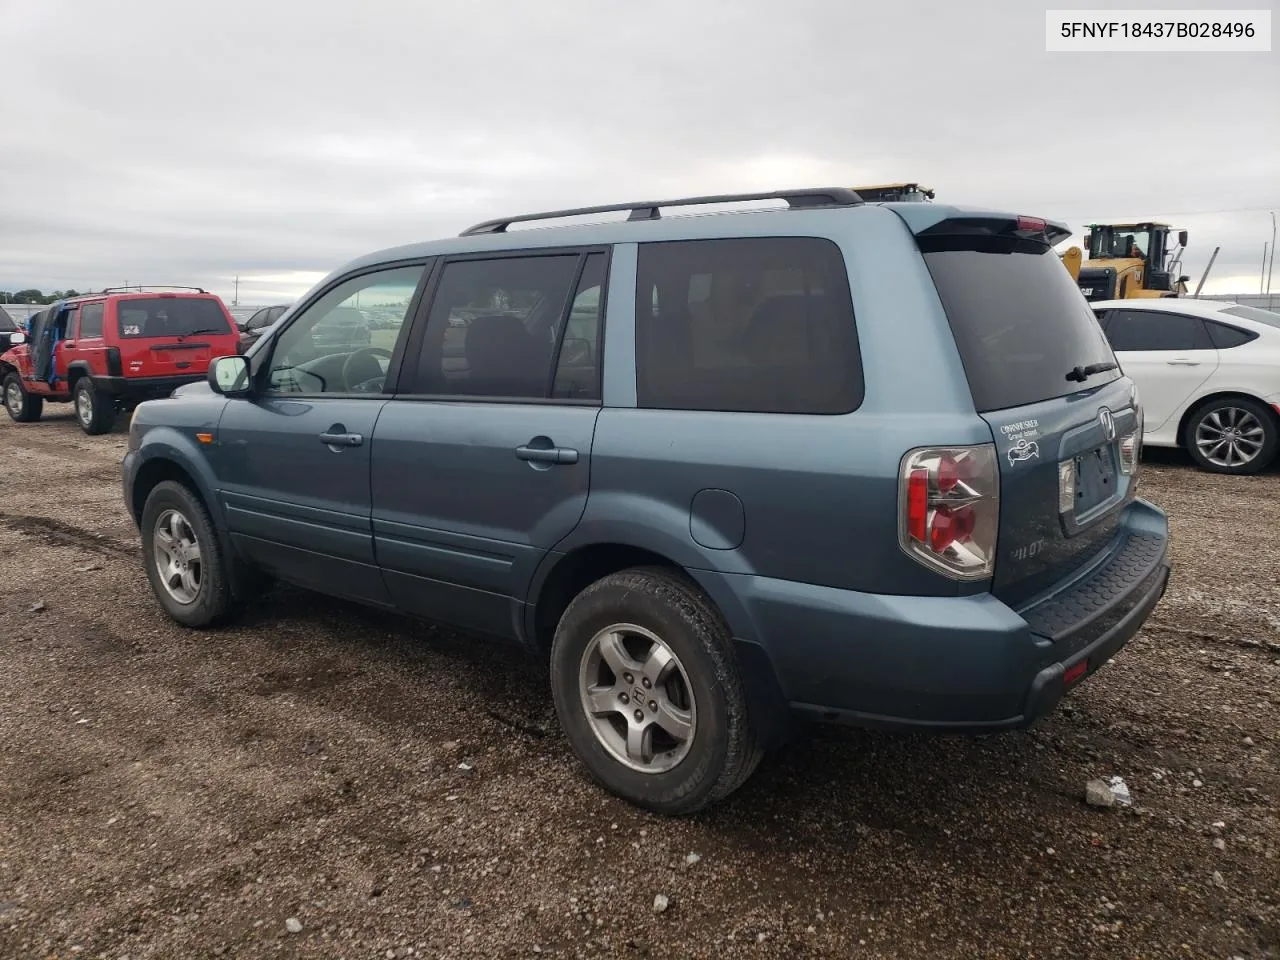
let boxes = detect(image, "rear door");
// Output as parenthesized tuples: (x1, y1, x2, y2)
(370, 249, 606, 639)
(114, 295, 239, 377)
(920, 223, 1141, 608)
(69, 301, 108, 374)
(1098, 307, 1219, 433)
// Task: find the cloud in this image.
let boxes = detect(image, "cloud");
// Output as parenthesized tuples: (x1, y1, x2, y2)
(1, 0, 1276, 301)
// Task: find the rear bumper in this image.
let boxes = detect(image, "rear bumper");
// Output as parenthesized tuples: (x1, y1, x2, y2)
(94, 374, 205, 402)
(718, 498, 1170, 732)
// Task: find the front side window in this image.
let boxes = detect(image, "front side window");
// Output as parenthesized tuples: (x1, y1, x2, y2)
(635, 237, 862, 414)
(1104, 310, 1213, 352)
(265, 264, 425, 395)
(412, 253, 596, 399)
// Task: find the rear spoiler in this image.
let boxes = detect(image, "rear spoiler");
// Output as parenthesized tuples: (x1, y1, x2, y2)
(890, 204, 1073, 249)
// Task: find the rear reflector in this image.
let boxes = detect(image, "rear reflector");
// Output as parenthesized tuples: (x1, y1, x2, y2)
(1064, 660, 1088, 686)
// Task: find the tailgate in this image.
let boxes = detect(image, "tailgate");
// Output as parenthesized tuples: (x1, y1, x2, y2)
(914, 211, 1143, 606)
(115, 296, 237, 376)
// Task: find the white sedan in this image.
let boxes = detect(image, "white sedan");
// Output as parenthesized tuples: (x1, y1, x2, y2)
(1090, 298, 1280, 474)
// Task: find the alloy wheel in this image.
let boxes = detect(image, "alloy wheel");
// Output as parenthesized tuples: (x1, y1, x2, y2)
(578, 623, 697, 774)
(152, 508, 204, 605)
(1195, 407, 1265, 469)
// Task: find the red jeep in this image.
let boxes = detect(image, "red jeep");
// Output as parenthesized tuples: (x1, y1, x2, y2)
(1, 287, 240, 435)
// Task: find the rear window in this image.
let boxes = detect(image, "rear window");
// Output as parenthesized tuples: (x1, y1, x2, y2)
(922, 239, 1118, 413)
(635, 237, 862, 414)
(1222, 304, 1280, 329)
(116, 298, 232, 339)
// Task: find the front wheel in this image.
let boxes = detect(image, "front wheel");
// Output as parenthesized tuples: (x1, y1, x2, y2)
(550, 567, 761, 815)
(4, 372, 43, 422)
(141, 481, 238, 627)
(1184, 397, 1277, 475)
(73, 378, 117, 435)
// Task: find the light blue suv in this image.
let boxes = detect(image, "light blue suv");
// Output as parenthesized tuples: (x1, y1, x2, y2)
(122, 188, 1171, 814)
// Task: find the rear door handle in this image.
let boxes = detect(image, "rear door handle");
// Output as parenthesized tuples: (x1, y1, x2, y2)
(515, 444, 578, 465)
(1166, 358, 1200, 366)
(319, 431, 363, 447)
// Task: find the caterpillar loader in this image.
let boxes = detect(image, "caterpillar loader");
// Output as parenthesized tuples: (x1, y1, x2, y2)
(1061, 222, 1191, 301)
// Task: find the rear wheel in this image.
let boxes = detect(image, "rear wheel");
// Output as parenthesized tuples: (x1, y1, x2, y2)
(73, 377, 117, 435)
(3, 372, 42, 422)
(1184, 397, 1277, 475)
(549, 567, 761, 815)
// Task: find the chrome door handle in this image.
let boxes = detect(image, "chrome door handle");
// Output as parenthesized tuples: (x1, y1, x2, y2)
(515, 444, 578, 465)
(1166, 358, 1200, 366)
(319, 431, 363, 447)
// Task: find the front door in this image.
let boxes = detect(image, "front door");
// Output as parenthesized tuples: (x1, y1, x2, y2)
(371, 250, 607, 638)
(213, 262, 430, 605)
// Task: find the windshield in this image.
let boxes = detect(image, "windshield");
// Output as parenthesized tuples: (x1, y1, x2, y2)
(1222, 305, 1280, 329)
(1088, 227, 1152, 260)
(117, 298, 233, 339)
(923, 237, 1120, 413)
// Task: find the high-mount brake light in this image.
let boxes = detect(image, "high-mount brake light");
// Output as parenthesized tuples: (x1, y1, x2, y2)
(898, 446, 1000, 581)
(1016, 215, 1048, 233)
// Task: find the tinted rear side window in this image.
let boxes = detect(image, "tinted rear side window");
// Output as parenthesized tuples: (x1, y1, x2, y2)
(79, 303, 105, 338)
(1204, 319, 1258, 349)
(635, 237, 862, 414)
(923, 240, 1118, 412)
(117, 298, 232, 338)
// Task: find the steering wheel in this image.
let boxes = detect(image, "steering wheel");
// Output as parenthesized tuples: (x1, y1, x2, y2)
(341, 346, 393, 392)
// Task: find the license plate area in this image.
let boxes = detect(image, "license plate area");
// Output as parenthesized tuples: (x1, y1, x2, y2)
(1074, 444, 1117, 517)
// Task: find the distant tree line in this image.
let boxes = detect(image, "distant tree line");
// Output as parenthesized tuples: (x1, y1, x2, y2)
(0, 289, 83, 304)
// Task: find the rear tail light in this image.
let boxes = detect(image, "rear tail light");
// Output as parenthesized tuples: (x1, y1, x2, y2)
(106, 346, 122, 377)
(899, 445, 1000, 581)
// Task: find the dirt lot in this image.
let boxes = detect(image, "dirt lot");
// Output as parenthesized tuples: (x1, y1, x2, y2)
(1, 410, 1277, 960)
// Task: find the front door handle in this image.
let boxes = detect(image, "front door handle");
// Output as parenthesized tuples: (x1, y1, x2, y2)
(319, 431, 363, 448)
(1166, 358, 1200, 366)
(515, 444, 578, 465)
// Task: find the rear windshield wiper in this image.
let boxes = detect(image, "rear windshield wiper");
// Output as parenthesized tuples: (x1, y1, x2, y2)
(177, 327, 229, 337)
(1066, 361, 1118, 383)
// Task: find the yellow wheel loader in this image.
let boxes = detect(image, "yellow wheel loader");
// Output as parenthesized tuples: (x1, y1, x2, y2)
(1062, 222, 1192, 301)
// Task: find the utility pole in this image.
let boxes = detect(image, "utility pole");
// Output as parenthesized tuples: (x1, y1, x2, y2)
(1268, 212, 1276, 298)
(1264, 244, 1270, 296)
(233, 275, 240, 307)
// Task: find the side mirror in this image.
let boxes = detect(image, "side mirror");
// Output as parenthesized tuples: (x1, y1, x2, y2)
(208, 354, 252, 396)
(7, 331, 24, 345)
(1178, 230, 1189, 247)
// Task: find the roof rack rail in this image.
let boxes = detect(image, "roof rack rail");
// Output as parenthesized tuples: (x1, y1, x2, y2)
(459, 187, 864, 236)
(96, 285, 208, 295)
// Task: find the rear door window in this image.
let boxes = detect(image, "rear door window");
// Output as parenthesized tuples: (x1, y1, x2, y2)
(117, 298, 233, 339)
(922, 239, 1118, 412)
(79, 303, 105, 339)
(1203, 319, 1258, 349)
(1104, 309, 1213, 352)
(634, 237, 862, 414)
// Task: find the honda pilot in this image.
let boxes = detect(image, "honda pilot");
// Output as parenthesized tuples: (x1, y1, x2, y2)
(121, 188, 1171, 814)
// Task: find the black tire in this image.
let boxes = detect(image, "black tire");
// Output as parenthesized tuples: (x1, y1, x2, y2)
(73, 377, 117, 435)
(550, 566, 761, 815)
(140, 480, 238, 627)
(3, 372, 43, 422)
(1183, 397, 1278, 475)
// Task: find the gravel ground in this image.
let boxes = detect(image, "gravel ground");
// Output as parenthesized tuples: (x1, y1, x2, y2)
(1, 410, 1277, 960)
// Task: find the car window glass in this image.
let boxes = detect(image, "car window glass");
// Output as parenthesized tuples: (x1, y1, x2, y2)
(79, 303, 105, 339)
(1203, 319, 1258, 349)
(552, 253, 606, 400)
(413, 254, 581, 398)
(1104, 310, 1213, 352)
(268, 306, 288, 323)
(117, 298, 233, 339)
(245, 308, 269, 330)
(65, 307, 80, 340)
(266, 265, 425, 395)
(635, 237, 862, 414)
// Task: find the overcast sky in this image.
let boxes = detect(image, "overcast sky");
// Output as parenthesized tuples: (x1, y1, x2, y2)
(1, 0, 1277, 304)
